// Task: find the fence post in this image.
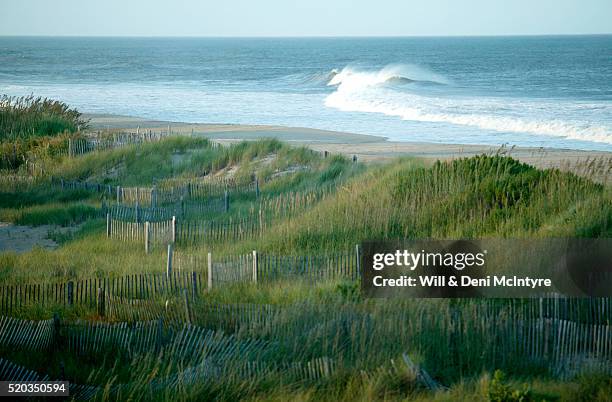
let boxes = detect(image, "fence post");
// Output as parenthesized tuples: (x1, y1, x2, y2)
(172, 216, 176, 244)
(135, 202, 140, 223)
(97, 287, 105, 317)
(224, 191, 229, 213)
(352, 155, 357, 163)
(68, 138, 72, 158)
(166, 244, 173, 278)
(67, 281, 74, 306)
(106, 213, 111, 237)
(152, 186, 157, 208)
(60, 178, 64, 190)
(355, 244, 361, 280)
(145, 221, 151, 254)
(255, 178, 260, 199)
(207, 252, 213, 291)
(252, 250, 258, 283)
(192, 271, 198, 299)
(116, 186, 121, 204)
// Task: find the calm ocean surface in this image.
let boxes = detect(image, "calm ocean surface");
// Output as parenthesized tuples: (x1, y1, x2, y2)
(0, 36, 611, 150)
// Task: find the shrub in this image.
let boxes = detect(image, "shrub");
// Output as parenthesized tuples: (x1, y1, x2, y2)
(487, 370, 533, 402)
(0, 95, 86, 140)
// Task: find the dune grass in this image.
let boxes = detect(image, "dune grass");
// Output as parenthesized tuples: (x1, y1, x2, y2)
(212, 155, 611, 255)
(1, 134, 611, 401)
(0, 202, 101, 226)
(0, 149, 609, 284)
(0, 95, 86, 169)
(0, 95, 85, 141)
(5, 278, 611, 401)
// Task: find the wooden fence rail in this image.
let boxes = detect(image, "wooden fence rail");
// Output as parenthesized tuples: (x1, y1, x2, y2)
(0, 317, 337, 394)
(0, 272, 203, 315)
(108, 197, 226, 222)
(50, 176, 255, 206)
(108, 218, 175, 248)
(0, 249, 359, 314)
(107, 216, 263, 245)
(0, 316, 55, 351)
(1, 307, 611, 383)
(67, 129, 182, 158)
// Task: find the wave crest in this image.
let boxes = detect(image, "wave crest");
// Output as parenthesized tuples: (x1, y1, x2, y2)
(327, 64, 449, 88)
(324, 65, 612, 145)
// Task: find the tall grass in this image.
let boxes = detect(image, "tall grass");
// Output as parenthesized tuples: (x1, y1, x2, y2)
(0, 95, 86, 140)
(1, 153, 609, 282)
(4, 281, 611, 401)
(1, 136, 611, 400)
(0, 95, 86, 169)
(249, 155, 610, 253)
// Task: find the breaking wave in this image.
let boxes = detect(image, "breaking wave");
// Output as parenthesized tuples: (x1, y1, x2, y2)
(325, 65, 612, 144)
(327, 64, 449, 88)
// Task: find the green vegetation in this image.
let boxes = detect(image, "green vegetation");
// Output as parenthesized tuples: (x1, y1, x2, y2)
(0, 95, 85, 140)
(0, 108, 611, 401)
(251, 155, 610, 254)
(0, 95, 87, 170)
(0, 138, 609, 281)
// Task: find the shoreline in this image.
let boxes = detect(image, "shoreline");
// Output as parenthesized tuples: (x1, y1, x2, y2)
(86, 113, 612, 171)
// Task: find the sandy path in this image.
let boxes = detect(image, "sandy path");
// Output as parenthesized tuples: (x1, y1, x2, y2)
(0, 222, 76, 253)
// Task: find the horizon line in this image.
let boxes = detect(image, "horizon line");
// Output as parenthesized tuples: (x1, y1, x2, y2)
(1, 33, 611, 39)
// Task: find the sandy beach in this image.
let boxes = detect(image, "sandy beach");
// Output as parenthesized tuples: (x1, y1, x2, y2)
(87, 114, 612, 176)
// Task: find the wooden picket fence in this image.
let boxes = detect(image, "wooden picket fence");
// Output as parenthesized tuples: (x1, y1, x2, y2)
(66, 129, 183, 158)
(0, 272, 202, 316)
(108, 197, 226, 222)
(50, 176, 255, 207)
(157, 177, 258, 200)
(255, 187, 333, 220)
(0, 357, 103, 399)
(109, 216, 264, 245)
(0, 249, 360, 315)
(111, 179, 256, 206)
(0, 315, 338, 396)
(0, 316, 55, 351)
(108, 217, 175, 250)
(0, 173, 39, 191)
(177, 218, 261, 244)
(51, 176, 112, 194)
(108, 185, 336, 227)
(2, 300, 611, 383)
(172, 250, 360, 282)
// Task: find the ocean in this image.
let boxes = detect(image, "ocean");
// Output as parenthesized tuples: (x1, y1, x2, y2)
(0, 36, 611, 150)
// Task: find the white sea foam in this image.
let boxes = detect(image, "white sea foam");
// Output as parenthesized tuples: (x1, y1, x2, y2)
(328, 64, 450, 88)
(325, 65, 612, 145)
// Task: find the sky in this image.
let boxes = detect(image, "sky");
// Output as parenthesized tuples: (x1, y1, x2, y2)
(0, 0, 611, 37)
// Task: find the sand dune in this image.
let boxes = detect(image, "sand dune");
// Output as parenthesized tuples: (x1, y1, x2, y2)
(86, 114, 612, 180)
